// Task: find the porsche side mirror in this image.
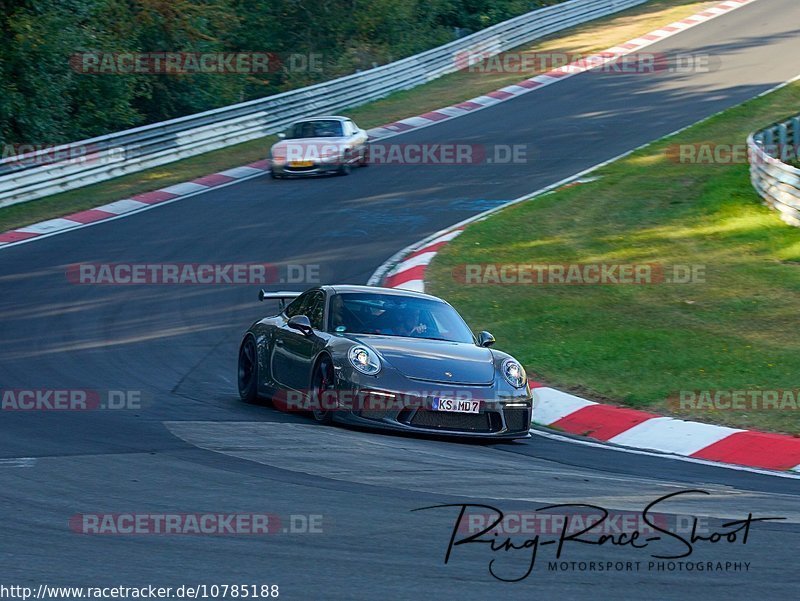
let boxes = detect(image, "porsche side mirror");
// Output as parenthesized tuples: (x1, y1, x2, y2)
(277, 132, 286, 139)
(287, 314, 313, 336)
(478, 331, 495, 347)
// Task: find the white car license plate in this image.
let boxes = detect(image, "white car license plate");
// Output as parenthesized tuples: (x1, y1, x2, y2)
(431, 397, 480, 414)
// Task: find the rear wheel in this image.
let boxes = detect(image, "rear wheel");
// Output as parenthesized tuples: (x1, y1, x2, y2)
(238, 337, 259, 403)
(310, 356, 335, 423)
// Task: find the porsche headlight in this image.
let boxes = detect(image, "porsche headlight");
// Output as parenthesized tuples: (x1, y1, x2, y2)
(348, 346, 381, 375)
(502, 359, 526, 388)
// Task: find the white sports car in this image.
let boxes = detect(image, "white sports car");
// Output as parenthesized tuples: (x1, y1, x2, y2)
(269, 116, 369, 178)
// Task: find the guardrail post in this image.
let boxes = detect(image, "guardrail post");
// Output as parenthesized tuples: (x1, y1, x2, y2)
(778, 123, 789, 161)
(791, 117, 800, 159)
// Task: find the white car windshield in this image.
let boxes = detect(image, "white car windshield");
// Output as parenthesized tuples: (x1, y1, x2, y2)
(329, 293, 475, 343)
(286, 120, 344, 139)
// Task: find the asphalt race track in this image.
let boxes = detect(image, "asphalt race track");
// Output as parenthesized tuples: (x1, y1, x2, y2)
(1, 0, 799, 598)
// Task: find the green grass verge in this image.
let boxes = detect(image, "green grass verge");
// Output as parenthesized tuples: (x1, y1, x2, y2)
(0, 0, 713, 233)
(427, 81, 800, 435)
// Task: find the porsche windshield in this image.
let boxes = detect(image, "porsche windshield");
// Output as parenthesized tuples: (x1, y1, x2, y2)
(329, 293, 475, 343)
(286, 120, 344, 139)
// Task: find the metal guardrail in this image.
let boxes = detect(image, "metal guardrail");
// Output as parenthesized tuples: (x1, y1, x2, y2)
(748, 114, 800, 226)
(0, 0, 648, 209)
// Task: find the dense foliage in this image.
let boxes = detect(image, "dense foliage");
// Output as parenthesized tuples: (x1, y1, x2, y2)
(0, 0, 563, 147)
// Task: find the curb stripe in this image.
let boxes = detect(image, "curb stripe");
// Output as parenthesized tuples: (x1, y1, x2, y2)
(65, 209, 117, 224)
(690, 431, 800, 471)
(517, 80, 543, 89)
(383, 122, 415, 132)
(131, 190, 179, 204)
(532, 387, 597, 425)
(607, 417, 744, 456)
(160, 182, 208, 196)
(454, 101, 484, 111)
(419, 111, 451, 122)
(192, 173, 236, 187)
(96, 199, 150, 214)
(0, 230, 38, 243)
(385, 264, 427, 288)
(406, 240, 451, 260)
(382, 230, 464, 291)
(551, 405, 658, 441)
(394, 279, 426, 292)
(247, 159, 272, 170)
(217, 166, 264, 179)
(17, 218, 82, 234)
(387, 251, 438, 275)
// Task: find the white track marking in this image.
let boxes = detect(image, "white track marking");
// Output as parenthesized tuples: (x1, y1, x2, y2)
(16, 218, 81, 234)
(95, 199, 150, 214)
(533, 387, 597, 425)
(0, 458, 37, 468)
(608, 417, 745, 456)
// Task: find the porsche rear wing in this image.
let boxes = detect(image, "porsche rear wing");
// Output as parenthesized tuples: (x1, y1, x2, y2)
(258, 289, 301, 310)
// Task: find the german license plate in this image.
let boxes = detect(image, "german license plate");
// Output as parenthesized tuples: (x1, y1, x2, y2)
(431, 397, 480, 413)
(290, 160, 313, 167)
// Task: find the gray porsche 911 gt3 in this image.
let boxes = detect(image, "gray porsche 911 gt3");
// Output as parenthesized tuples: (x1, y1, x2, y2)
(237, 285, 532, 439)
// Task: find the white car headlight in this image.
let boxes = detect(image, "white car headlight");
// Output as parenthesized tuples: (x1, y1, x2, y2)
(349, 346, 381, 375)
(502, 359, 526, 388)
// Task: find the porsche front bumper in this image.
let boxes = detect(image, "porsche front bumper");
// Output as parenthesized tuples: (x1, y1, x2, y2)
(271, 161, 342, 177)
(328, 384, 532, 440)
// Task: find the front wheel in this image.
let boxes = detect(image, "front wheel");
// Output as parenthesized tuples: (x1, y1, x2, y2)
(238, 337, 259, 403)
(337, 152, 352, 176)
(310, 356, 335, 424)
